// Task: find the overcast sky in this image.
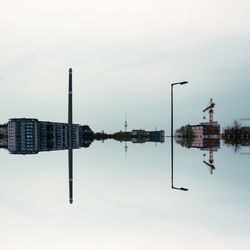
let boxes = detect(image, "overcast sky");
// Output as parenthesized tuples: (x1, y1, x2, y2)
(1, 0, 250, 131)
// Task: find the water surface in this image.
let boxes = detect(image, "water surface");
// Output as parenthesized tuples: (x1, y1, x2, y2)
(1, 140, 249, 250)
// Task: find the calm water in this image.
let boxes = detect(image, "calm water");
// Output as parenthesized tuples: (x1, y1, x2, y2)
(0, 140, 249, 250)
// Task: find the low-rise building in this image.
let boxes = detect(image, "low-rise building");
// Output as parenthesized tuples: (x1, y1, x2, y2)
(7, 118, 80, 154)
(190, 122, 221, 148)
(0, 124, 8, 148)
(131, 129, 165, 143)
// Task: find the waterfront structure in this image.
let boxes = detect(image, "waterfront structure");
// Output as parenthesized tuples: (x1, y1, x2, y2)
(190, 122, 221, 148)
(0, 124, 8, 148)
(7, 118, 80, 154)
(187, 122, 220, 174)
(189, 97, 221, 147)
(131, 129, 165, 143)
(8, 118, 39, 154)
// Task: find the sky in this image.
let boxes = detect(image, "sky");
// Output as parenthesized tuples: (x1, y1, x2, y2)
(1, 0, 250, 133)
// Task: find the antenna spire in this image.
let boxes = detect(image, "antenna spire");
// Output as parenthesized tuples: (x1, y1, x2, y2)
(124, 112, 128, 132)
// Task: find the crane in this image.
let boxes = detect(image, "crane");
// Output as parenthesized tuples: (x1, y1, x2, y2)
(201, 98, 218, 174)
(203, 98, 215, 123)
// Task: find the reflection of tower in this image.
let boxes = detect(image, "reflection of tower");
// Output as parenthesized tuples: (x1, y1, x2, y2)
(124, 113, 128, 132)
(124, 141, 128, 159)
(68, 68, 73, 204)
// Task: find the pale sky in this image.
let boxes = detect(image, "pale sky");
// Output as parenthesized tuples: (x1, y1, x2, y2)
(1, 0, 250, 132)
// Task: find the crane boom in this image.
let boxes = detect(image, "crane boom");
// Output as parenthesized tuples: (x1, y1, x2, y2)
(203, 98, 215, 112)
(203, 103, 215, 112)
(202, 98, 215, 123)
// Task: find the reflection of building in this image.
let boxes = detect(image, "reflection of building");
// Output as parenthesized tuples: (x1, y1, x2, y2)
(189, 121, 221, 174)
(7, 118, 81, 154)
(189, 123, 220, 174)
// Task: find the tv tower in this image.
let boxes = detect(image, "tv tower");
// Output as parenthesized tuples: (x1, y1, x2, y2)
(124, 113, 128, 132)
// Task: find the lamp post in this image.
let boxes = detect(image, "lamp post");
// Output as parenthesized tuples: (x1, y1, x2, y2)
(171, 81, 189, 191)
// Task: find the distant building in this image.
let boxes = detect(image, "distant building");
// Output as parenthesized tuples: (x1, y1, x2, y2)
(131, 129, 165, 143)
(0, 124, 8, 148)
(38, 121, 79, 152)
(131, 129, 147, 137)
(189, 122, 221, 148)
(7, 118, 80, 154)
(8, 118, 39, 154)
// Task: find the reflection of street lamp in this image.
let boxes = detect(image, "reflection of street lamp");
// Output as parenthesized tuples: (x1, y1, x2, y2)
(171, 81, 189, 191)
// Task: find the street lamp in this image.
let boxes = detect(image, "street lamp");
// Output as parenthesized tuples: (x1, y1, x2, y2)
(171, 81, 189, 191)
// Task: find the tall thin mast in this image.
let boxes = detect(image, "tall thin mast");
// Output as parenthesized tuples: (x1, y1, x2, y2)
(68, 68, 73, 204)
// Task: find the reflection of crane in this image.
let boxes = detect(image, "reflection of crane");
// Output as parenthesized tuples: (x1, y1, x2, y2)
(203, 98, 215, 123)
(203, 150, 215, 174)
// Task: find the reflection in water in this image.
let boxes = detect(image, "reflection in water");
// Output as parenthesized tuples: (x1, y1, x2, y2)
(171, 135, 189, 191)
(174, 98, 250, 174)
(171, 81, 189, 191)
(191, 139, 220, 174)
(0, 120, 165, 203)
(0, 68, 165, 204)
(223, 120, 250, 152)
(1, 71, 250, 205)
(0, 121, 166, 155)
(5, 118, 90, 154)
(175, 98, 221, 174)
(188, 98, 221, 166)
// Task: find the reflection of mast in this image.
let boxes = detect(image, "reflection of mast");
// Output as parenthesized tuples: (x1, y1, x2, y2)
(68, 68, 73, 204)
